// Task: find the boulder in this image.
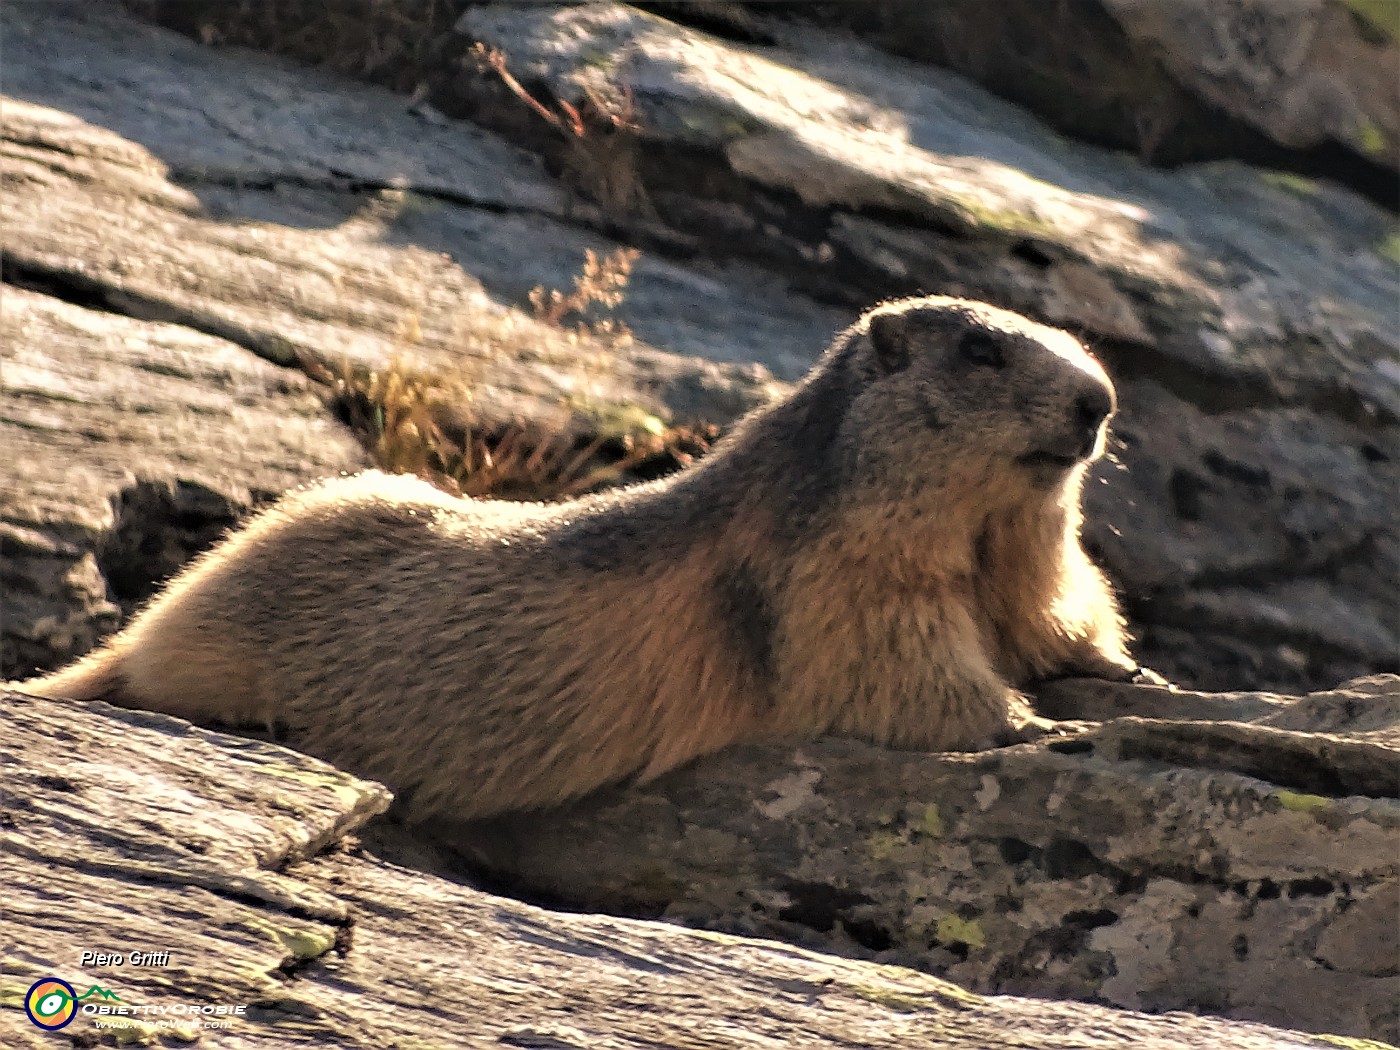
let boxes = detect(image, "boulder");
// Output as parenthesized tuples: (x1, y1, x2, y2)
(778, 0, 1399, 190)
(396, 675, 1400, 1042)
(0, 686, 1381, 1049)
(1102, 0, 1400, 164)
(0, 284, 366, 676)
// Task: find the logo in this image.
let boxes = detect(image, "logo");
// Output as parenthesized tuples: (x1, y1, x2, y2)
(24, 978, 121, 1031)
(25, 978, 76, 1031)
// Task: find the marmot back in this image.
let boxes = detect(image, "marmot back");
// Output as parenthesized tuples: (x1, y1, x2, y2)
(27, 297, 1139, 821)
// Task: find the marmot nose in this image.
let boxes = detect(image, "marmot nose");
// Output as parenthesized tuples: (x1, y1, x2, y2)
(1072, 387, 1113, 456)
(1074, 387, 1113, 437)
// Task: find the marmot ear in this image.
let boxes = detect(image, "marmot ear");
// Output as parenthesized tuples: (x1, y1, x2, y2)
(868, 312, 909, 373)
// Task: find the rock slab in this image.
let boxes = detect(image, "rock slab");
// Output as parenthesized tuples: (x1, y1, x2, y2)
(423, 675, 1400, 1042)
(1, 688, 1357, 1049)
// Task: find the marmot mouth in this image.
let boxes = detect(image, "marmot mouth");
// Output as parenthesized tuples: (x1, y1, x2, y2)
(1017, 449, 1083, 471)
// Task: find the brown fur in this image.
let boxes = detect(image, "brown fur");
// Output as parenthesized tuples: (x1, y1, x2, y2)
(25, 297, 1136, 821)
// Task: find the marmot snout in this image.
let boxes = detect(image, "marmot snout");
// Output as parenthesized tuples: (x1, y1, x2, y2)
(27, 297, 1139, 821)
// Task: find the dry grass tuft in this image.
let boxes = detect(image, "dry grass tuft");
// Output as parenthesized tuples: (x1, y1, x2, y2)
(297, 246, 710, 500)
(529, 247, 640, 346)
(306, 353, 717, 501)
(470, 43, 640, 140)
(471, 42, 652, 215)
(118, 1, 713, 498)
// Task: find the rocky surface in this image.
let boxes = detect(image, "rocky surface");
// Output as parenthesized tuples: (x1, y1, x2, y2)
(451, 3, 1400, 404)
(2, 686, 1366, 1047)
(2, 686, 1361, 1049)
(1102, 0, 1399, 166)
(1, 7, 1397, 1043)
(0, 284, 367, 675)
(782, 0, 1399, 194)
(378, 674, 1400, 1043)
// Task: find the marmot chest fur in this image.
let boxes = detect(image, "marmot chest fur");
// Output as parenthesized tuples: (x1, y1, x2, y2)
(28, 297, 1137, 821)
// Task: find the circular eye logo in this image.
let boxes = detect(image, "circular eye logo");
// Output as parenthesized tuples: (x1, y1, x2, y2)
(25, 978, 78, 1030)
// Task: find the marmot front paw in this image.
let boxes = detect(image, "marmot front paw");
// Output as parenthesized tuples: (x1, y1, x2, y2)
(995, 712, 1092, 747)
(1129, 665, 1172, 687)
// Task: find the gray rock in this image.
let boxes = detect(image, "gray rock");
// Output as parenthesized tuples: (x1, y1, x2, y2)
(2, 0, 837, 394)
(779, 0, 1398, 186)
(2, 687, 1349, 1049)
(1085, 377, 1399, 689)
(419, 675, 1400, 1042)
(1102, 0, 1400, 162)
(0, 93, 782, 426)
(0, 285, 367, 677)
(459, 2, 1399, 416)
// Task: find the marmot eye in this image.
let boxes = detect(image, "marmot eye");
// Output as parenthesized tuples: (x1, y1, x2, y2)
(958, 330, 1006, 369)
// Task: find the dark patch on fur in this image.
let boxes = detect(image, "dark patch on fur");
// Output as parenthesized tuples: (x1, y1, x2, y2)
(106, 671, 131, 707)
(765, 365, 856, 541)
(973, 528, 996, 575)
(716, 563, 777, 697)
(552, 352, 858, 572)
(549, 480, 732, 574)
(868, 312, 910, 373)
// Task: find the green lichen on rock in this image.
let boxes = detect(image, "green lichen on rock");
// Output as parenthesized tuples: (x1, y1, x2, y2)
(1277, 790, 1330, 813)
(243, 757, 390, 818)
(681, 104, 762, 141)
(275, 927, 336, 961)
(936, 914, 987, 950)
(954, 197, 1062, 240)
(1341, 0, 1400, 45)
(241, 916, 336, 964)
(846, 968, 984, 1013)
(1312, 1034, 1400, 1050)
(1375, 232, 1400, 266)
(1353, 119, 1391, 159)
(1262, 172, 1321, 197)
(570, 397, 667, 438)
(846, 983, 939, 1013)
(867, 829, 904, 861)
(920, 803, 945, 838)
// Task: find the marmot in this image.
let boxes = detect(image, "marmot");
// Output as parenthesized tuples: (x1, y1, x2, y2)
(27, 297, 1140, 822)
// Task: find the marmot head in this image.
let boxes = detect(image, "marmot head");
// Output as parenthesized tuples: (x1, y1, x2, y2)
(833, 297, 1116, 508)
